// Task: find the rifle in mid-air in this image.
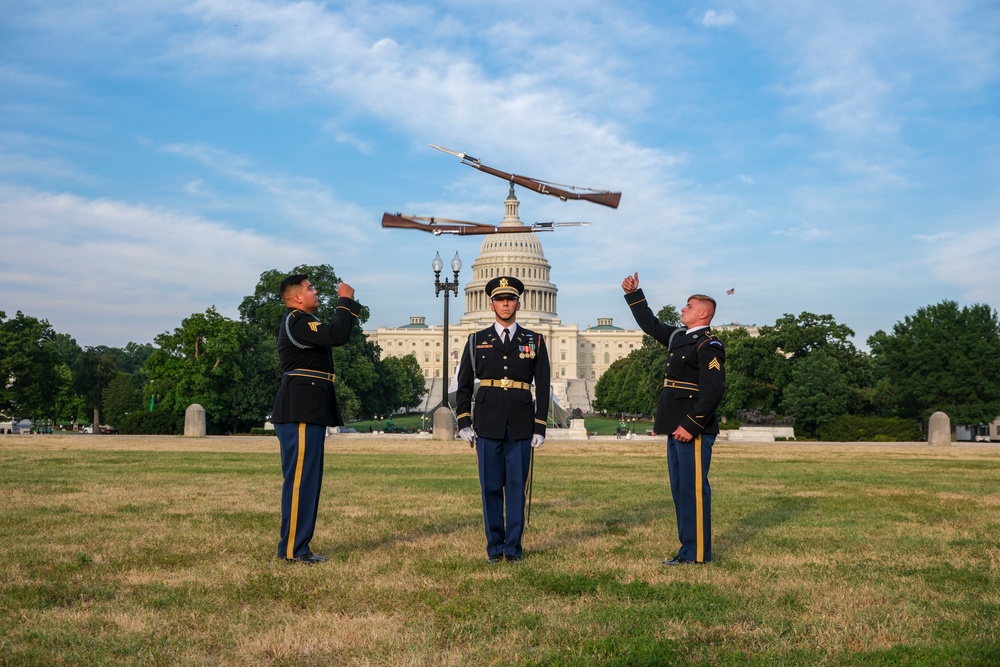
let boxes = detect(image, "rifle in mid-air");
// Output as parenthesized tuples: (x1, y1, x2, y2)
(430, 144, 621, 209)
(381, 212, 592, 236)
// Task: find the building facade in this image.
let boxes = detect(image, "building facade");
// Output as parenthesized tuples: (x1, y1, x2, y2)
(365, 187, 643, 412)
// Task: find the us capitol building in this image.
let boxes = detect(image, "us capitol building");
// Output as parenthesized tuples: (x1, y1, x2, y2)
(365, 186, 643, 414)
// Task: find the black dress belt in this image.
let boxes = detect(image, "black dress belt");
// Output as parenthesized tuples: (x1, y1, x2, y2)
(284, 369, 335, 383)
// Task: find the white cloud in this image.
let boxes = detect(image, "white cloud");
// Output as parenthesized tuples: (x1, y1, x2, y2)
(3, 0, 997, 351)
(703, 10, 738, 28)
(771, 224, 831, 241)
(0, 184, 302, 346)
(154, 141, 371, 242)
(920, 222, 1000, 303)
(913, 232, 958, 242)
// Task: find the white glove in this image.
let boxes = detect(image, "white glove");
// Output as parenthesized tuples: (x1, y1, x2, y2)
(531, 434, 545, 449)
(458, 427, 476, 445)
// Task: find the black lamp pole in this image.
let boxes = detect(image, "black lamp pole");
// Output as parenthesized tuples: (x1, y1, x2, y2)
(433, 251, 462, 410)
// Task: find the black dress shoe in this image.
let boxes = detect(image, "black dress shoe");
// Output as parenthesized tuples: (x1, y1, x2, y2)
(486, 555, 503, 564)
(284, 552, 327, 565)
(504, 554, 522, 562)
(662, 556, 701, 566)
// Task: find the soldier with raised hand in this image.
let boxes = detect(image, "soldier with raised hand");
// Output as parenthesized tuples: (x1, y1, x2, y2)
(622, 272, 726, 565)
(271, 274, 361, 565)
(455, 276, 550, 563)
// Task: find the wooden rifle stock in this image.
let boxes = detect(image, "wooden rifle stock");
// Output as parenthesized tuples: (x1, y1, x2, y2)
(381, 212, 428, 231)
(471, 161, 622, 209)
(382, 212, 541, 235)
(430, 144, 621, 209)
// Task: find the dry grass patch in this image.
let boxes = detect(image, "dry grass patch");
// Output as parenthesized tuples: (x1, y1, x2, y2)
(1, 434, 998, 666)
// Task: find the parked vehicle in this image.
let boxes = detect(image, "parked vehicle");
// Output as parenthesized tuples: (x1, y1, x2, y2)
(82, 425, 118, 434)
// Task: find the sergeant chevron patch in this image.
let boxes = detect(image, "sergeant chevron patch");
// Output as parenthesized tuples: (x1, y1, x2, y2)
(708, 358, 722, 371)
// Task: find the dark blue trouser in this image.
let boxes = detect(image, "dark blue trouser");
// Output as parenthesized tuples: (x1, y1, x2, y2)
(477, 430, 531, 559)
(275, 422, 326, 559)
(667, 433, 715, 562)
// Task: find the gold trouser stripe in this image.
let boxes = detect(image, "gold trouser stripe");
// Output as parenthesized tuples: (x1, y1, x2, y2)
(479, 378, 531, 390)
(694, 435, 704, 563)
(287, 423, 307, 559)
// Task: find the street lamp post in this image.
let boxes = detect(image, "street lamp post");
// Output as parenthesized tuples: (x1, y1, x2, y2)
(432, 251, 462, 440)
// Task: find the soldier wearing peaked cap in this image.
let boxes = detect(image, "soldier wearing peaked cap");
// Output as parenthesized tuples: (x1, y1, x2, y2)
(456, 276, 550, 563)
(621, 272, 726, 566)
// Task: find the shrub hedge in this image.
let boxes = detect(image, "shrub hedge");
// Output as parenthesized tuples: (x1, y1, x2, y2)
(816, 415, 922, 442)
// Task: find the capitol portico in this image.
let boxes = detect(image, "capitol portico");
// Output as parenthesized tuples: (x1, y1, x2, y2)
(365, 186, 643, 413)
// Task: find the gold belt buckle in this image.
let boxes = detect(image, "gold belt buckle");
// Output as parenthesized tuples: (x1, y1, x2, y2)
(500, 378, 513, 389)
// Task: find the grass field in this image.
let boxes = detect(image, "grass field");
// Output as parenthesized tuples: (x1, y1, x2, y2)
(349, 415, 651, 436)
(1, 434, 997, 666)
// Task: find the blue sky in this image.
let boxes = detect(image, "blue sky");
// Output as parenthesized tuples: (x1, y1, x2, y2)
(2, 0, 997, 350)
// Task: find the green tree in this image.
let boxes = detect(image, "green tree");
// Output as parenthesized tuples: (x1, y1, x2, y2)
(714, 327, 776, 418)
(121, 342, 155, 373)
(381, 354, 428, 412)
(52, 363, 84, 424)
(718, 312, 870, 420)
(102, 371, 144, 426)
(72, 345, 125, 428)
(0, 311, 65, 422)
(144, 307, 247, 433)
(779, 348, 853, 436)
(594, 305, 679, 417)
(592, 356, 628, 414)
(240, 265, 389, 421)
(240, 265, 370, 335)
(868, 300, 1000, 425)
(91, 342, 156, 428)
(49, 333, 86, 423)
(226, 325, 279, 432)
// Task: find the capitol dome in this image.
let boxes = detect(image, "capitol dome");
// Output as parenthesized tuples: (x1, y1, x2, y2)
(461, 185, 560, 325)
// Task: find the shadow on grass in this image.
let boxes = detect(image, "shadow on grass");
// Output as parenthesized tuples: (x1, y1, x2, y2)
(325, 514, 476, 558)
(527, 497, 666, 557)
(525, 494, 816, 562)
(716, 494, 816, 559)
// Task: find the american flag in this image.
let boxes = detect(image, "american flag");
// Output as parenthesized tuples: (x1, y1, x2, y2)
(726, 288, 735, 295)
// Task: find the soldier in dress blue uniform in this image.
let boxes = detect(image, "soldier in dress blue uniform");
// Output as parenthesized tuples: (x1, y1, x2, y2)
(621, 272, 726, 565)
(456, 276, 550, 563)
(271, 274, 361, 564)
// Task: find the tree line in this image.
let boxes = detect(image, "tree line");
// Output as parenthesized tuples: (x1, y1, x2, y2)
(0, 265, 426, 435)
(594, 300, 1000, 439)
(5, 271, 998, 439)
